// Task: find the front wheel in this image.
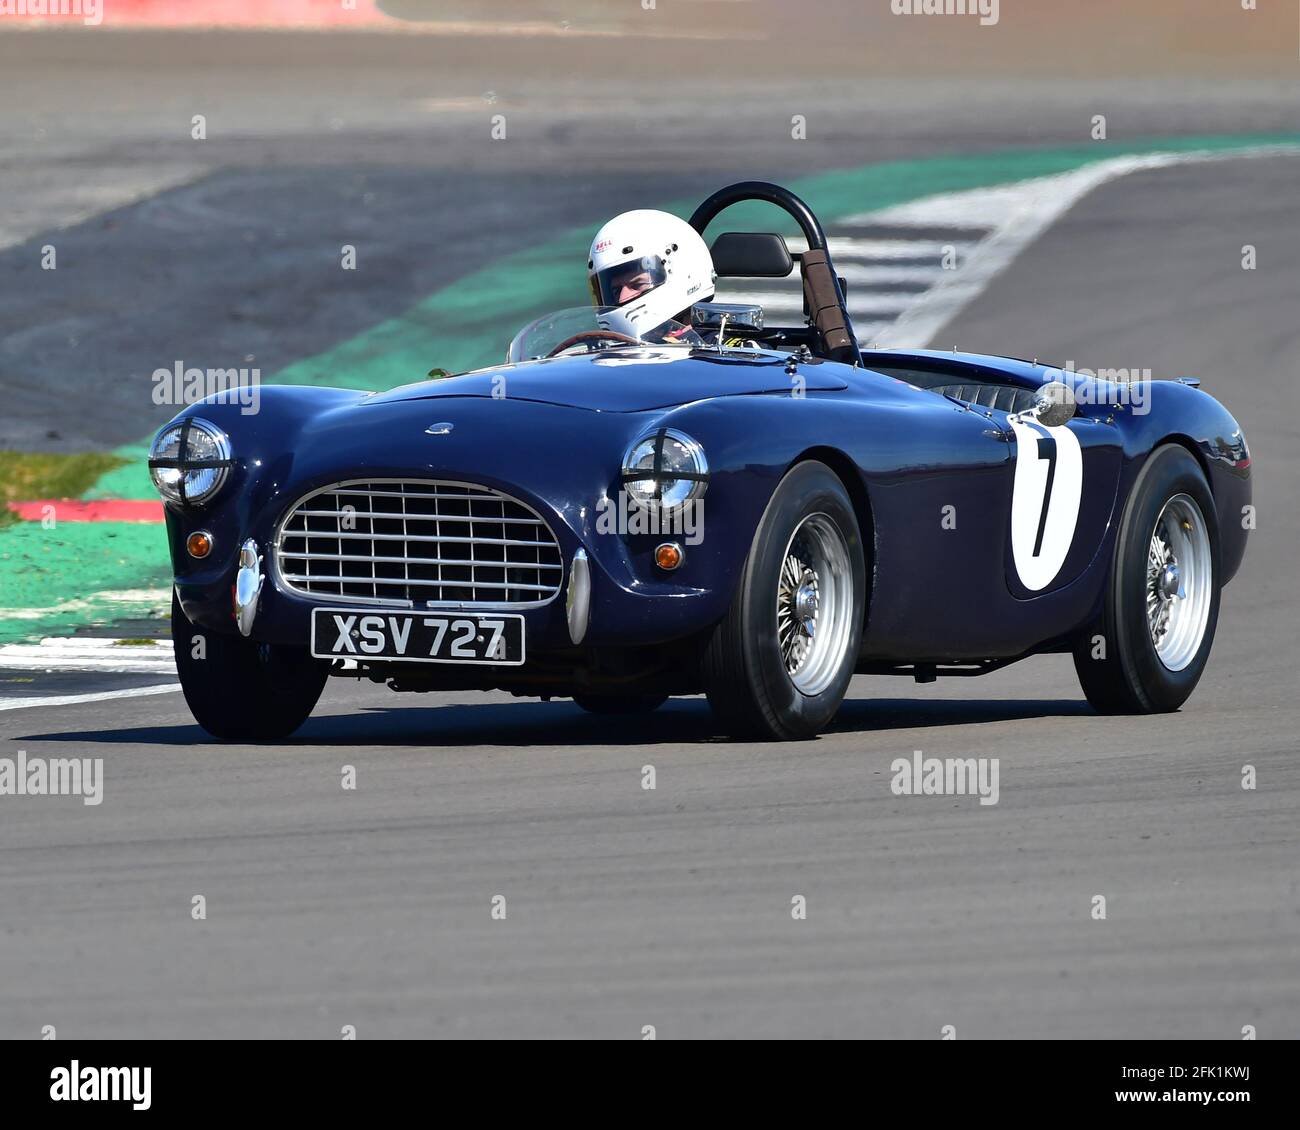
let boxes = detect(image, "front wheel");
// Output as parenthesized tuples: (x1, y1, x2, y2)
(172, 592, 328, 740)
(1072, 444, 1221, 713)
(700, 461, 866, 740)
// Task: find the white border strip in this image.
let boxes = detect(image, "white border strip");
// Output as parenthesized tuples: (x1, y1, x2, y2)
(0, 683, 179, 713)
(861, 145, 1300, 349)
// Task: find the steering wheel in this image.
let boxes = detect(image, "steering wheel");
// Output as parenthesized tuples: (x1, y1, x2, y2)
(545, 330, 640, 358)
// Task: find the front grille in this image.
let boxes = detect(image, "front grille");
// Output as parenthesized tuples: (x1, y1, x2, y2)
(275, 480, 564, 606)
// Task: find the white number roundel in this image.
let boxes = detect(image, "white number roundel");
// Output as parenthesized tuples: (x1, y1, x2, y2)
(1009, 419, 1083, 591)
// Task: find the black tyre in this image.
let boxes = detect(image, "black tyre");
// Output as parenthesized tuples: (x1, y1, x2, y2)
(172, 591, 328, 740)
(700, 461, 866, 740)
(571, 693, 668, 715)
(1073, 444, 1221, 714)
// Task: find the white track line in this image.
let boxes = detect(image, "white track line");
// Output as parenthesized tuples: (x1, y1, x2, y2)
(780, 237, 978, 259)
(857, 145, 1300, 348)
(835, 262, 954, 285)
(827, 237, 978, 260)
(0, 656, 176, 673)
(717, 233, 984, 329)
(0, 637, 175, 674)
(0, 684, 180, 713)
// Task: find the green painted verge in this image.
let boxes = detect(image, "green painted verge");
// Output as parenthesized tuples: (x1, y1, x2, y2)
(0, 522, 170, 643)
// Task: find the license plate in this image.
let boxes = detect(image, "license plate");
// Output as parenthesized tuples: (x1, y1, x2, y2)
(310, 609, 525, 666)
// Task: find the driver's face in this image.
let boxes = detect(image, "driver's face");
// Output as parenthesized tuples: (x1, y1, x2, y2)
(615, 269, 655, 306)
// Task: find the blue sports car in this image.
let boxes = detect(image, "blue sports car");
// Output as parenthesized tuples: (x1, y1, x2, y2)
(149, 182, 1251, 741)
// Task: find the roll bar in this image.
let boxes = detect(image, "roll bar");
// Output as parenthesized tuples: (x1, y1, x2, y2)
(688, 181, 858, 365)
(687, 180, 829, 251)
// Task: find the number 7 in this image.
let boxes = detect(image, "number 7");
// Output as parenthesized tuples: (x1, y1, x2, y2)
(422, 618, 448, 655)
(1033, 434, 1057, 557)
(480, 619, 506, 660)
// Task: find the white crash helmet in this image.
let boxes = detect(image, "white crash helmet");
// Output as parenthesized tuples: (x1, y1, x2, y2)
(587, 209, 715, 338)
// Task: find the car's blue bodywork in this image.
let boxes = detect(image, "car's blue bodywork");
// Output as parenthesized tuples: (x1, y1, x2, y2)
(163, 341, 1251, 688)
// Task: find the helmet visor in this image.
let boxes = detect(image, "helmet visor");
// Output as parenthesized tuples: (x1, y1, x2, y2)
(589, 255, 668, 308)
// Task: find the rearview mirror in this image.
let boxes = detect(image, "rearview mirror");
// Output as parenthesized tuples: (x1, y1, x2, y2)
(1032, 381, 1076, 428)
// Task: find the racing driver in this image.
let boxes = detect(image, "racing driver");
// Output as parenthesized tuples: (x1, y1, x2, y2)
(586, 209, 717, 344)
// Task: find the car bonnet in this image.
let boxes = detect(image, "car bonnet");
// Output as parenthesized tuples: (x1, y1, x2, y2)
(362, 347, 849, 413)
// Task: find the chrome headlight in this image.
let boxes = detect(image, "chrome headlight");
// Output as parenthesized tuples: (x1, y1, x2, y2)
(621, 428, 708, 511)
(148, 417, 233, 507)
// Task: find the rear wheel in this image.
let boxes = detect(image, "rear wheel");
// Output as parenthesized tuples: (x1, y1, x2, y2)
(700, 461, 865, 740)
(1072, 444, 1221, 713)
(172, 592, 328, 740)
(571, 693, 668, 715)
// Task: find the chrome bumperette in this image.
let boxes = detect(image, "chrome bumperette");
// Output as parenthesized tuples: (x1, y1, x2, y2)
(272, 479, 564, 609)
(234, 538, 264, 637)
(567, 548, 591, 646)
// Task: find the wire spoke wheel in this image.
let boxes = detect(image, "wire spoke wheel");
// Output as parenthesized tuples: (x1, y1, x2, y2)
(775, 512, 854, 696)
(1145, 493, 1212, 672)
(1073, 445, 1222, 715)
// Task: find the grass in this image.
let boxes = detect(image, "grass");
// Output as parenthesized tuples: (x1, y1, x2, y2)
(0, 450, 129, 528)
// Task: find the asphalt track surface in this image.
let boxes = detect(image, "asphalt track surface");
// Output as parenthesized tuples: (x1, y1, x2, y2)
(1, 32, 1299, 1038)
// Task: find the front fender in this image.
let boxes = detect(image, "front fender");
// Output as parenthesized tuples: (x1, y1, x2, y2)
(1108, 380, 1251, 586)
